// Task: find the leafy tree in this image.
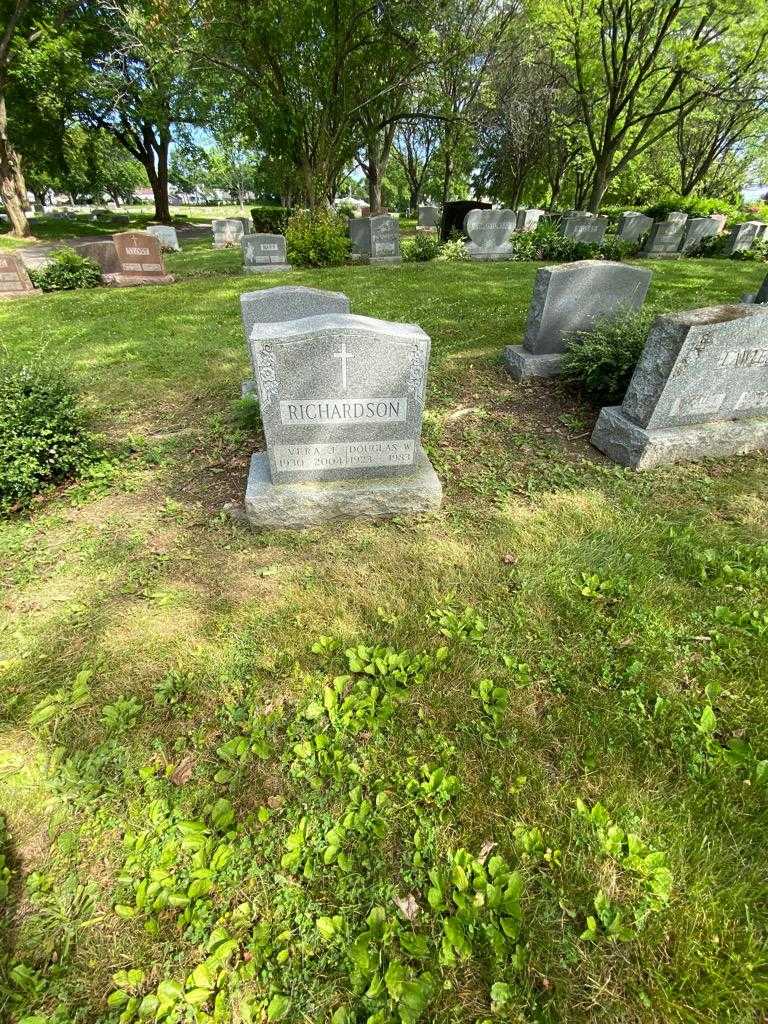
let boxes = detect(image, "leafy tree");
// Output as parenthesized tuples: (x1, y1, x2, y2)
(204, 139, 261, 205)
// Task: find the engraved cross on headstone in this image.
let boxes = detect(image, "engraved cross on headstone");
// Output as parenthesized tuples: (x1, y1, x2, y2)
(333, 340, 355, 390)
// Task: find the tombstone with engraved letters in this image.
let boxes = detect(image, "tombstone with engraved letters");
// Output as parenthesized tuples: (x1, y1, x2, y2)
(242, 232, 291, 273)
(0, 253, 41, 299)
(105, 231, 174, 286)
(591, 304, 768, 468)
(244, 313, 442, 527)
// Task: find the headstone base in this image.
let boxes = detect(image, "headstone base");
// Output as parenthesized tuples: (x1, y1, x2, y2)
(103, 273, 175, 287)
(466, 244, 514, 261)
(369, 256, 401, 266)
(504, 344, 564, 379)
(638, 252, 682, 260)
(591, 406, 768, 470)
(242, 263, 292, 273)
(244, 447, 442, 528)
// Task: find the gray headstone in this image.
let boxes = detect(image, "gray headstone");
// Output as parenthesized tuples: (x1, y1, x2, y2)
(243, 313, 442, 526)
(146, 225, 180, 251)
(418, 206, 439, 229)
(561, 215, 608, 244)
(242, 233, 291, 272)
(239, 285, 350, 394)
(680, 217, 719, 253)
(709, 214, 727, 234)
(73, 240, 120, 275)
(723, 222, 763, 255)
(665, 211, 688, 226)
(464, 208, 516, 259)
(755, 272, 768, 304)
(213, 218, 246, 248)
(617, 212, 653, 243)
(641, 221, 684, 257)
(349, 215, 400, 263)
(516, 208, 545, 233)
(592, 304, 768, 468)
(505, 259, 652, 379)
(0, 253, 40, 298)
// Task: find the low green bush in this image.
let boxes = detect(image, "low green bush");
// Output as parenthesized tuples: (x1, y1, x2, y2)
(642, 195, 742, 223)
(30, 249, 102, 292)
(562, 306, 658, 405)
(402, 233, 441, 262)
(730, 239, 768, 262)
(335, 200, 358, 219)
(509, 222, 638, 262)
(285, 208, 351, 267)
(436, 238, 469, 262)
(249, 206, 293, 233)
(0, 357, 101, 513)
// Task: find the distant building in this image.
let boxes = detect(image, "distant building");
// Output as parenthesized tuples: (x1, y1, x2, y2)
(742, 183, 768, 203)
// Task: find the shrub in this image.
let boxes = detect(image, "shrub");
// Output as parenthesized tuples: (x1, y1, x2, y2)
(730, 239, 768, 262)
(436, 238, 470, 262)
(508, 222, 639, 262)
(0, 358, 101, 513)
(642, 195, 742, 223)
(402, 233, 441, 262)
(562, 307, 658, 405)
(285, 208, 351, 267)
(335, 200, 357, 219)
(250, 206, 293, 233)
(31, 249, 102, 292)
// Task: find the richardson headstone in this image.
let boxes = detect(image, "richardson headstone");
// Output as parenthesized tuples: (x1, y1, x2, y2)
(665, 211, 688, 226)
(349, 215, 401, 264)
(464, 208, 516, 260)
(243, 313, 442, 527)
(723, 221, 764, 256)
(240, 285, 350, 395)
(147, 224, 180, 251)
(641, 221, 684, 258)
(709, 213, 727, 234)
(418, 205, 440, 229)
(516, 208, 545, 233)
(680, 217, 719, 254)
(592, 304, 768, 469)
(505, 259, 652, 379)
(213, 218, 246, 248)
(73, 240, 121, 277)
(0, 253, 41, 299)
(560, 214, 608, 244)
(106, 231, 174, 286)
(617, 211, 653, 243)
(242, 233, 291, 273)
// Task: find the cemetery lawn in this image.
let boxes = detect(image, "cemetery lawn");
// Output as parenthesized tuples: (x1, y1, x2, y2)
(2, 249, 768, 1024)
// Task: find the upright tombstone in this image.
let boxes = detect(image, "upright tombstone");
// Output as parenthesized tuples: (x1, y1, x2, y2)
(0, 253, 41, 299)
(755, 272, 768, 304)
(243, 314, 442, 527)
(464, 208, 516, 260)
(617, 211, 653, 243)
(73, 240, 121, 277)
(680, 217, 719, 254)
(709, 213, 727, 234)
(106, 231, 174, 286)
(242, 233, 291, 273)
(591, 305, 768, 469)
(239, 285, 350, 395)
(505, 260, 652, 380)
(723, 221, 764, 256)
(440, 200, 491, 241)
(147, 225, 181, 252)
(641, 221, 684, 258)
(665, 211, 688, 226)
(418, 205, 440, 230)
(516, 208, 545, 233)
(213, 218, 246, 248)
(349, 215, 401, 264)
(560, 214, 608, 244)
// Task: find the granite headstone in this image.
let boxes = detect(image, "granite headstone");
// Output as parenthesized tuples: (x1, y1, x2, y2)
(244, 313, 442, 526)
(561, 215, 608, 244)
(592, 304, 768, 468)
(709, 213, 727, 234)
(147, 225, 180, 251)
(665, 211, 688, 226)
(213, 218, 246, 248)
(107, 231, 174, 286)
(240, 285, 350, 395)
(680, 217, 719, 254)
(464, 208, 516, 260)
(516, 208, 545, 233)
(242, 233, 291, 273)
(617, 211, 653, 243)
(505, 260, 652, 379)
(418, 205, 440, 229)
(350, 215, 401, 263)
(723, 222, 763, 255)
(641, 221, 684, 257)
(73, 240, 121, 276)
(0, 253, 41, 299)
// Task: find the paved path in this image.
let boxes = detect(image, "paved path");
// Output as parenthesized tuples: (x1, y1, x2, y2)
(17, 223, 211, 269)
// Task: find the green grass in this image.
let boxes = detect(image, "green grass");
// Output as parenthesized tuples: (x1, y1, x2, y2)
(1, 249, 768, 1024)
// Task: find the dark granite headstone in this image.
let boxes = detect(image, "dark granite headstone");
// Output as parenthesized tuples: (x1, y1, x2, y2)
(0, 253, 41, 298)
(440, 201, 491, 241)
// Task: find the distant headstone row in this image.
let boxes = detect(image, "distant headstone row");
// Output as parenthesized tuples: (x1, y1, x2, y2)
(239, 285, 442, 527)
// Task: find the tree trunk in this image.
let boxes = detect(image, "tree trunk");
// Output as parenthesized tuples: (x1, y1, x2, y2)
(587, 160, 609, 213)
(367, 157, 382, 214)
(0, 92, 29, 237)
(441, 149, 452, 206)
